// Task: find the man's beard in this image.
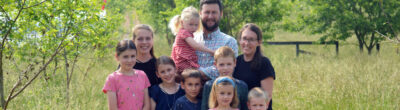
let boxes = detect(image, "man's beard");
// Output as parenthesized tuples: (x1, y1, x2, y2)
(202, 20, 219, 31)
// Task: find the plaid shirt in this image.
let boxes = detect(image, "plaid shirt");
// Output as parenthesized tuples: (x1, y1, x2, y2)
(194, 28, 238, 79)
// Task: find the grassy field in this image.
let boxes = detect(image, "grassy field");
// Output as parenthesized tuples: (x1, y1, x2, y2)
(3, 28, 399, 110)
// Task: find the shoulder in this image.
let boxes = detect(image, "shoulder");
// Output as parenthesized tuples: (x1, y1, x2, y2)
(175, 96, 187, 103)
(219, 32, 237, 42)
(106, 72, 119, 79)
(150, 84, 161, 92)
(261, 56, 272, 63)
(205, 80, 215, 86)
(135, 69, 147, 76)
(234, 79, 248, 87)
(236, 55, 244, 61)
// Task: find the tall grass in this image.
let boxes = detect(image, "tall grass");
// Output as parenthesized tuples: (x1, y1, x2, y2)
(3, 30, 399, 110)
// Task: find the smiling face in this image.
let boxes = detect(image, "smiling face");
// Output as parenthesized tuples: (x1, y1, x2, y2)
(182, 18, 200, 33)
(215, 56, 236, 76)
(248, 97, 268, 110)
(215, 85, 234, 107)
(116, 49, 137, 70)
(200, 3, 222, 31)
(181, 77, 202, 100)
(133, 29, 153, 55)
(156, 64, 177, 84)
(239, 29, 261, 57)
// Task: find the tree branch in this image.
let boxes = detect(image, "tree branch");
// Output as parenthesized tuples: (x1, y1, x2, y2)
(0, 6, 11, 21)
(22, 0, 48, 9)
(1, 0, 26, 51)
(378, 0, 400, 43)
(375, 30, 400, 43)
(8, 27, 72, 101)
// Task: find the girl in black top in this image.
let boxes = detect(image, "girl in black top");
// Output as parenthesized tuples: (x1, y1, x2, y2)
(233, 23, 275, 110)
(132, 24, 161, 85)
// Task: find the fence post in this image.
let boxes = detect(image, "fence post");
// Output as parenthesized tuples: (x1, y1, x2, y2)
(335, 41, 339, 55)
(376, 43, 380, 52)
(296, 43, 299, 57)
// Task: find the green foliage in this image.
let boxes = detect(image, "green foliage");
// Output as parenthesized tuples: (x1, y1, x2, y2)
(132, 0, 287, 44)
(301, 0, 400, 54)
(0, 0, 124, 108)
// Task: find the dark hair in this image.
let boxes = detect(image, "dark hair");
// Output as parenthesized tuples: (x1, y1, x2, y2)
(156, 56, 176, 69)
(200, 0, 223, 11)
(238, 23, 263, 71)
(116, 40, 136, 56)
(132, 24, 155, 58)
(180, 69, 202, 83)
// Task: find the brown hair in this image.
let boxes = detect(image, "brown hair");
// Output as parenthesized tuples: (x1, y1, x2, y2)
(200, 0, 223, 11)
(180, 69, 203, 83)
(132, 24, 155, 58)
(238, 23, 263, 72)
(156, 56, 176, 70)
(214, 46, 236, 62)
(208, 76, 239, 108)
(116, 40, 136, 56)
(248, 87, 269, 102)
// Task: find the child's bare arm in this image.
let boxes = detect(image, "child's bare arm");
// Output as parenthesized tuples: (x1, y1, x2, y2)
(185, 37, 214, 55)
(143, 88, 150, 110)
(106, 91, 118, 110)
(150, 98, 156, 110)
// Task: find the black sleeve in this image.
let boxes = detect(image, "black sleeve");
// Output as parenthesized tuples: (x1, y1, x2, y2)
(259, 57, 276, 80)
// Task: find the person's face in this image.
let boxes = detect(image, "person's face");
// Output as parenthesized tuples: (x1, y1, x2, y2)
(133, 29, 153, 55)
(181, 77, 202, 99)
(215, 85, 234, 107)
(248, 97, 268, 110)
(116, 49, 137, 70)
(156, 64, 176, 84)
(200, 4, 222, 31)
(239, 29, 261, 56)
(182, 18, 199, 33)
(215, 57, 236, 76)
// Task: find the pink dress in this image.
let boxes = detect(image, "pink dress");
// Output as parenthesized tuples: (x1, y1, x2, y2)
(171, 28, 199, 74)
(102, 69, 151, 110)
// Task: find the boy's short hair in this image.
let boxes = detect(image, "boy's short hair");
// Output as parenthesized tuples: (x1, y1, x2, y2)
(248, 87, 270, 102)
(181, 69, 203, 83)
(214, 46, 236, 62)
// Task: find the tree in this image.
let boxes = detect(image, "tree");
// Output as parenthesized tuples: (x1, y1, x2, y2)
(133, 0, 287, 46)
(302, 0, 400, 54)
(0, 0, 122, 109)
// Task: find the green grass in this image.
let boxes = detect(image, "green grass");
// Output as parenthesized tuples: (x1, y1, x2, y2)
(3, 30, 399, 110)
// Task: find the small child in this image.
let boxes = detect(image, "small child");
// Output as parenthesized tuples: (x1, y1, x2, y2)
(173, 69, 203, 110)
(201, 46, 249, 110)
(169, 6, 214, 74)
(247, 87, 270, 110)
(208, 76, 240, 110)
(103, 40, 151, 110)
(150, 56, 185, 110)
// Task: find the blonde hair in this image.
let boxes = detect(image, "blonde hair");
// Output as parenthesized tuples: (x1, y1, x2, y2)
(209, 76, 239, 108)
(248, 87, 270, 102)
(132, 24, 155, 57)
(168, 6, 200, 35)
(214, 46, 236, 62)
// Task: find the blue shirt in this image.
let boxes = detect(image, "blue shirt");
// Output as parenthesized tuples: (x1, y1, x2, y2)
(149, 84, 185, 110)
(173, 96, 201, 110)
(194, 28, 239, 79)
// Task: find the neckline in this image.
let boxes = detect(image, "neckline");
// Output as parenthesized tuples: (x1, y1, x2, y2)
(159, 83, 180, 95)
(115, 69, 137, 77)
